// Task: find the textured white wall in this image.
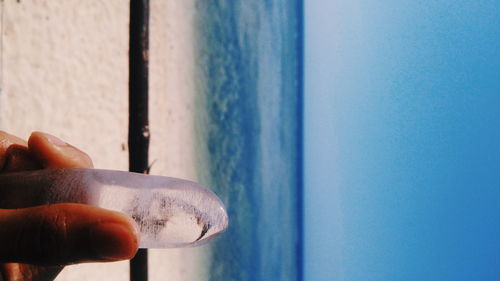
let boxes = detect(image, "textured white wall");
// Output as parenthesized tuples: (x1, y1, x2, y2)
(0, 0, 130, 170)
(0, 0, 205, 280)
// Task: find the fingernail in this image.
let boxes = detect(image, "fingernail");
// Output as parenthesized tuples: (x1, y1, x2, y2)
(39, 132, 67, 146)
(88, 222, 139, 261)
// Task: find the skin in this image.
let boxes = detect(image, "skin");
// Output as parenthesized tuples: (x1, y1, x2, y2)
(0, 131, 139, 281)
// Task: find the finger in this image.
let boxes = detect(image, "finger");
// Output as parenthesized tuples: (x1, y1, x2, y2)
(28, 132, 93, 169)
(0, 131, 40, 172)
(0, 203, 138, 265)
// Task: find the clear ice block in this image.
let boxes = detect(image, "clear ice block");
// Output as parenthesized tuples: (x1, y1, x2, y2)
(0, 168, 228, 248)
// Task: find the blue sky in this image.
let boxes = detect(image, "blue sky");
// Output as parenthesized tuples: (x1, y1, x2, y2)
(304, 1, 500, 280)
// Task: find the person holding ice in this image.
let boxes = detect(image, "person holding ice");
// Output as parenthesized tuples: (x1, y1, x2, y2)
(0, 131, 139, 281)
(0, 131, 228, 281)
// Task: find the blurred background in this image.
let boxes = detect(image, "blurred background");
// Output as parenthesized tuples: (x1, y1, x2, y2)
(0, 0, 498, 281)
(305, 1, 500, 281)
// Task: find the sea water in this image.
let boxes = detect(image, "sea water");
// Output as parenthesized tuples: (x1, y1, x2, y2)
(193, 1, 302, 280)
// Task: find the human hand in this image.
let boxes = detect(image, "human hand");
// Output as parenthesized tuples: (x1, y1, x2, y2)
(0, 131, 138, 281)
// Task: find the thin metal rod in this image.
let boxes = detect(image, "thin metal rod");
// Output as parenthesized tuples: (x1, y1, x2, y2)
(128, 0, 150, 280)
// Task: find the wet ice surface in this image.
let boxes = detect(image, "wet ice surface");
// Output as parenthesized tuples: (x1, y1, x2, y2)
(0, 168, 228, 248)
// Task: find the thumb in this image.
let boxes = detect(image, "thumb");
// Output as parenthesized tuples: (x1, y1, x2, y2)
(28, 132, 94, 169)
(0, 203, 138, 265)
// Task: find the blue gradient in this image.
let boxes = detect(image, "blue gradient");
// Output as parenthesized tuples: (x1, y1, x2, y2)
(304, 1, 500, 281)
(194, 1, 302, 280)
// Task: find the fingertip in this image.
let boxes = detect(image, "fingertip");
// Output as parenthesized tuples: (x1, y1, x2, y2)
(68, 205, 140, 262)
(28, 132, 94, 169)
(88, 221, 139, 261)
(0, 204, 140, 265)
(0, 131, 33, 172)
(67, 205, 140, 262)
(85, 208, 140, 261)
(30, 131, 67, 146)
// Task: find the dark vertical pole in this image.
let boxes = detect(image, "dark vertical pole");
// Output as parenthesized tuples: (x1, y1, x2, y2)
(129, 0, 149, 281)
